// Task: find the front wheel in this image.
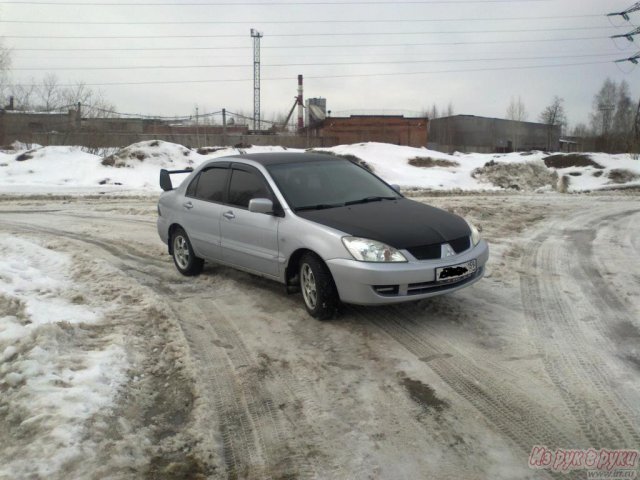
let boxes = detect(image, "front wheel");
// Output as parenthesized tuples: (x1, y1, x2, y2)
(172, 227, 204, 276)
(299, 253, 339, 320)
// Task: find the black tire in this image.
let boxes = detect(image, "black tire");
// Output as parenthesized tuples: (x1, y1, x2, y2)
(171, 227, 204, 276)
(299, 253, 339, 320)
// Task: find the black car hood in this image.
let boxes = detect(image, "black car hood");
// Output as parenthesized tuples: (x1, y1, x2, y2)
(296, 198, 470, 249)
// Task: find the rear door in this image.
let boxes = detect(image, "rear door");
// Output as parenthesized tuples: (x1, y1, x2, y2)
(179, 164, 229, 261)
(220, 163, 281, 277)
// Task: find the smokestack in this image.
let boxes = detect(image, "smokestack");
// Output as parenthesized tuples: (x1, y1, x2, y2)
(297, 74, 304, 132)
(8, 96, 14, 110)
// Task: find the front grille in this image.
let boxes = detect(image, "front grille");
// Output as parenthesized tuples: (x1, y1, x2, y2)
(407, 236, 471, 260)
(406, 243, 441, 260)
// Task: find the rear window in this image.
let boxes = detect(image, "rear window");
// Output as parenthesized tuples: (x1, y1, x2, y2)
(193, 167, 228, 202)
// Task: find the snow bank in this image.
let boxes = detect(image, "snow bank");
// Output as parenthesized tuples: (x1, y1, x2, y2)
(316, 144, 640, 192)
(0, 236, 128, 478)
(0, 140, 638, 195)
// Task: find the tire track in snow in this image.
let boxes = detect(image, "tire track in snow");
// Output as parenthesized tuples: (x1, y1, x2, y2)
(343, 304, 573, 459)
(519, 205, 640, 448)
(2, 219, 320, 479)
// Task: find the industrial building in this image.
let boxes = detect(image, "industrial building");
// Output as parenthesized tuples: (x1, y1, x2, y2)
(310, 114, 429, 148)
(429, 114, 562, 153)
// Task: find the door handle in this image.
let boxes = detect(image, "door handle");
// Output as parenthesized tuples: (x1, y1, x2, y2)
(223, 211, 235, 220)
(183, 202, 193, 209)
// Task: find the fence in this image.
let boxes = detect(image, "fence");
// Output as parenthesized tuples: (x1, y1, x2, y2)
(28, 131, 338, 149)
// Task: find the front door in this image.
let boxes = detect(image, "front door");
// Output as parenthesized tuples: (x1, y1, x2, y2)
(220, 165, 280, 277)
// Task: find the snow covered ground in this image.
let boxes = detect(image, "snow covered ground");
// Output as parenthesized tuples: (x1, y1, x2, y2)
(1, 140, 639, 478)
(0, 235, 128, 478)
(1, 193, 639, 479)
(0, 140, 638, 195)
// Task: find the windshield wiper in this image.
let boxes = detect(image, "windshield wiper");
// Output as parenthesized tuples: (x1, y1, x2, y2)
(344, 196, 397, 206)
(295, 203, 343, 211)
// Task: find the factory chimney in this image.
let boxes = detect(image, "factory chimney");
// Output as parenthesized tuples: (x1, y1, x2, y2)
(297, 74, 304, 132)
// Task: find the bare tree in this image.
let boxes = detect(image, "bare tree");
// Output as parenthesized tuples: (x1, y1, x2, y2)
(539, 96, 566, 151)
(506, 96, 528, 150)
(61, 82, 115, 118)
(506, 96, 527, 122)
(445, 101, 454, 117)
(590, 78, 617, 137)
(35, 74, 64, 111)
(589, 78, 637, 152)
(429, 103, 438, 120)
(571, 123, 589, 138)
(6, 83, 37, 110)
(0, 42, 13, 106)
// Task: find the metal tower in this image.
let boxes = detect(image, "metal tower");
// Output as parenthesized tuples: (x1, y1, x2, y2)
(251, 28, 263, 131)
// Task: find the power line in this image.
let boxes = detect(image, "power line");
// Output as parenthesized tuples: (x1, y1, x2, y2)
(0, 14, 603, 24)
(0, 0, 554, 5)
(6, 36, 610, 51)
(6, 60, 615, 87)
(14, 48, 618, 60)
(9, 52, 622, 70)
(0, 26, 616, 39)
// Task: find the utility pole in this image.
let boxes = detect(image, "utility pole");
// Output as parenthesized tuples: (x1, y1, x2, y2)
(222, 108, 227, 145)
(607, 1, 640, 21)
(599, 103, 615, 151)
(598, 104, 615, 136)
(635, 99, 640, 141)
(195, 106, 200, 147)
(251, 28, 263, 132)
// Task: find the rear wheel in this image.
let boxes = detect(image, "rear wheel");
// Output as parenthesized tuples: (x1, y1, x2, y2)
(172, 227, 203, 276)
(299, 253, 339, 320)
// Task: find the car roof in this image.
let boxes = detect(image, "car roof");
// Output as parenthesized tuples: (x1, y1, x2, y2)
(226, 152, 345, 166)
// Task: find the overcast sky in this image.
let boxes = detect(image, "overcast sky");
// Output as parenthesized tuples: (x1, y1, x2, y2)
(1, 0, 638, 129)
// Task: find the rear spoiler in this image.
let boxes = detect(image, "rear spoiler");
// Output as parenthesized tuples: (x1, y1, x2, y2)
(160, 168, 193, 191)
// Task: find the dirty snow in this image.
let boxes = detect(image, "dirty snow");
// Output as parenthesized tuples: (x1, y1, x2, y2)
(0, 235, 128, 479)
(1, 191, 639, 478)
(1, 140, 639, 195)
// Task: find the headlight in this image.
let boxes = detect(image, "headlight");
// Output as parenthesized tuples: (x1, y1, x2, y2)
(466, 220, 481, 246)
(342, 237, 407, 262)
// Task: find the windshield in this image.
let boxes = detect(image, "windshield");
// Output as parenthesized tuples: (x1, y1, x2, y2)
(266, 159, 400, 211)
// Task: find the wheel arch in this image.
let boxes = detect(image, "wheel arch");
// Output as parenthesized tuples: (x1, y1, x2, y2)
(286, 248, 322, 285)
(167, 223, 183, 254)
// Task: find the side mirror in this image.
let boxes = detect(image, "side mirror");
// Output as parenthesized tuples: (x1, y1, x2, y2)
(160, 169, 172, 191)
(390, 184, 401, 193)
(248, 198, 273, 214)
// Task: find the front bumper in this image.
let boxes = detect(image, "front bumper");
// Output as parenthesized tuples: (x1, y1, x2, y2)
(326, 239, 489, 305)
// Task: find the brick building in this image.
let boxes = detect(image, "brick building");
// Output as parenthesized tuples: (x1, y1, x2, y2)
(311, 115, 429, 147)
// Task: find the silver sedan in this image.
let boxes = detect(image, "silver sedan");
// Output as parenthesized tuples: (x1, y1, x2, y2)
(157, 152, 489, 319)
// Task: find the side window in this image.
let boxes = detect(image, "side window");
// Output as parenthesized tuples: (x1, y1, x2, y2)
(194, 167, 228, 202)
(185, 173, 200, 197)
(227, 169, 271, 209)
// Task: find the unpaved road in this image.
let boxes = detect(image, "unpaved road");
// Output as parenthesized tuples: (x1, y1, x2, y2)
(1, 193, 639, 479)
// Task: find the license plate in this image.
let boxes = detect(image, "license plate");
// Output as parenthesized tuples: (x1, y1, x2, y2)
(436, 259, 477, 283)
